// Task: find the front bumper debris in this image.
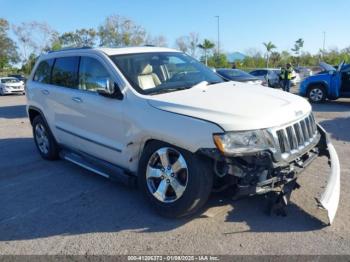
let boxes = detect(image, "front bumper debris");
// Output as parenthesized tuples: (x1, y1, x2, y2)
(317, 124, 340, 225)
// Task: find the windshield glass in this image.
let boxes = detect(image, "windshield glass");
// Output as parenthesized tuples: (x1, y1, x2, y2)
(110, 52, 223, 95)
(1, 78, 19, 84)
(319, 62, 336, 72)
(218, 69, 254, 78)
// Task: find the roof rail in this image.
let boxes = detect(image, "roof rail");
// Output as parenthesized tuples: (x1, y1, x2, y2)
(48, 46, 92, 53)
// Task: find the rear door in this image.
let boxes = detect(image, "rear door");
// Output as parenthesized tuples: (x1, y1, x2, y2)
(48, 56, 83, 149)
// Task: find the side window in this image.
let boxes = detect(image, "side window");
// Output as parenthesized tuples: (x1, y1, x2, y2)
(33, 59, 54, 84)
(51, 56, 79, 88)
(79, 57, 111, 91)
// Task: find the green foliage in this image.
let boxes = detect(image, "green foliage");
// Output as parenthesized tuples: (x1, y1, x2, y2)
(0, 18, 19, 70)
(98, 15, 146, 47)
(198, 39, 215, 65)
(59, 28, 97, 48)
(263, 41, 277, 67)
(207, 53, 230, 68)
(21, 53, 37, 75)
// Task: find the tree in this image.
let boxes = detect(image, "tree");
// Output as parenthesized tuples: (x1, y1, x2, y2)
(175, 36, 189, 53)
(98, 15, 146, 47)
(21, 53, 37, 75)
(207, 53, 230, 68)
(263, 41, 276, 68)
(59, 28, 97, 48)
(175, 32, 199, 57)
(270, 51, 281, 67)
(198, 39, 215, 66)
(12, 21, 58, 63)
(291, 38, 304, 66)
(145, 34, 168, 47)
(188, 32, 199, 57)
(0, 18, 19, 70)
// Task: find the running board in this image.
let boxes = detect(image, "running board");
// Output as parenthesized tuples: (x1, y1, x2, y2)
(59, 149, 136, 187)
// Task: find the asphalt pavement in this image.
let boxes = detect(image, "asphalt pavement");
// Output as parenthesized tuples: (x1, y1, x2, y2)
(0, 92, 350, 255)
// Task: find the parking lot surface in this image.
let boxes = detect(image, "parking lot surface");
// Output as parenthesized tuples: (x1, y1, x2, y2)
(0, 93, 350, 255)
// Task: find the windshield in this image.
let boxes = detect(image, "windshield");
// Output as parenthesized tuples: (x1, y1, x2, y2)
(319, 62, 336, 72)
(218, 69, 255, 78)
(1, 78, 19, 84)
(109, 52, 223, 95)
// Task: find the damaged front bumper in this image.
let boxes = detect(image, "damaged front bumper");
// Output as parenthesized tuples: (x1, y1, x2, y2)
(317, 125, 340, 224)
(199, 124, 341, 225)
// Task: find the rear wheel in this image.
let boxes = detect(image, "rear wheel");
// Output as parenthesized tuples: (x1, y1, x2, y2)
(307, 85, 326, 103)
(32, 115, 59, 160)
(138, 141, 213, 217)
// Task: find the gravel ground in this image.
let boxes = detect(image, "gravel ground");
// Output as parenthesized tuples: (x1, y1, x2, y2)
(0, 91, 349, 255)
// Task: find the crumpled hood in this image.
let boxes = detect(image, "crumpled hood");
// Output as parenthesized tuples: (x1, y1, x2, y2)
(147, 81, 311, 131)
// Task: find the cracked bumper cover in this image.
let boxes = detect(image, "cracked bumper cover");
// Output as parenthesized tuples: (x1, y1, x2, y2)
(317, 124, 340, 225)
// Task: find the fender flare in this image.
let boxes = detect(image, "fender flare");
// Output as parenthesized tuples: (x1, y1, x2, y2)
(306, 81, 329, 95)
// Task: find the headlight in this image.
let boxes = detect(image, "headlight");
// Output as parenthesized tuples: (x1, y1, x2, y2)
(213, 130, 274, 155)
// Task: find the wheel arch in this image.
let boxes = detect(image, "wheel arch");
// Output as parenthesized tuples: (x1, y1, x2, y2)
(28, 106, 58, 144)
(306, 81, 329, 95)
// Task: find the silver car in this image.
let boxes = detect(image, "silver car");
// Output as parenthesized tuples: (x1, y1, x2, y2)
(249, 68, 281, 88)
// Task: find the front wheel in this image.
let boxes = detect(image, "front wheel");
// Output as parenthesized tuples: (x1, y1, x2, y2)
(138, 141, 213, 217)
(307, 85, 326, 103)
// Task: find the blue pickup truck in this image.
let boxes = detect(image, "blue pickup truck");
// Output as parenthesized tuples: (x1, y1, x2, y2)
(299, 61, 350, 103)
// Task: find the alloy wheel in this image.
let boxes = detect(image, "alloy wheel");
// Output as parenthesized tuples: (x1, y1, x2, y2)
(35, 123, 49, 154)
(309, 88, 324, 102)
(146, 147, 188, 203)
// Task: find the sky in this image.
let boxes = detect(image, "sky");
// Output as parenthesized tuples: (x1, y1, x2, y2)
(0, 0, 349, 54)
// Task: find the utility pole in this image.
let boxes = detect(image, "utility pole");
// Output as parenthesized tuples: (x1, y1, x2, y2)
(215, 15, 220, 54)
(322, 31, 326, 55)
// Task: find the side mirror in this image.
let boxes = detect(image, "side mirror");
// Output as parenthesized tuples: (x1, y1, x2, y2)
(97, 78, 124, 100)
(329, 70, 335, 76)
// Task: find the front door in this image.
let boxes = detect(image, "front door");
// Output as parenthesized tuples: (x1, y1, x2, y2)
(341, 66, 350, 93)
(67, 55, 126, 167)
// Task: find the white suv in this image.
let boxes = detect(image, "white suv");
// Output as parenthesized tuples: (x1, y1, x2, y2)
(26, 47, 340, 223)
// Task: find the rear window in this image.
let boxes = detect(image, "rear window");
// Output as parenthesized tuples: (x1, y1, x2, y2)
(33, 59, 54, 84)
(51, 56, 79, 88)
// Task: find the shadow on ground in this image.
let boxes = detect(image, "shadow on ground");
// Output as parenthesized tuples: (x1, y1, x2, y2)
(0, 105, 27, 119)
(312, 100, 350, 113)
(0, 137, 326, 241)
(319, 116, 350, 142)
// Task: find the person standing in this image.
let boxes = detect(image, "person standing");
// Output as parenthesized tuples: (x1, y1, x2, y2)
(280, 63, 294, 92)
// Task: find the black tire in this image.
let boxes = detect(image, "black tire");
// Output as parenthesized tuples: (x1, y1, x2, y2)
(138, 141, 213, 218)
(307, 85, 326, 103)
(32, 115, 59, 160)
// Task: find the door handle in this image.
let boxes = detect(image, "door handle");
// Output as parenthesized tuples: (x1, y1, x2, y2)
(41, 89, 49, 95)
(72, 97, 83, 103)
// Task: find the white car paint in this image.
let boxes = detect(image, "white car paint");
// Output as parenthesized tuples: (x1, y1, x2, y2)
(0, 77, 25, 95)
(26, 46, 340, 224)
(147, 81, 311, 131)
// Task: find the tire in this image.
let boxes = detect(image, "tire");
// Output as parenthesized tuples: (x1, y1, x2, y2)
(32, 115, 59, 160)
(307, 85, 326, 103)
(138, 141, 213, 218)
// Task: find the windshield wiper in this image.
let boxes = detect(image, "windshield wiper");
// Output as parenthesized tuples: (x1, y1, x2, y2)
(150, 86, 192, 95)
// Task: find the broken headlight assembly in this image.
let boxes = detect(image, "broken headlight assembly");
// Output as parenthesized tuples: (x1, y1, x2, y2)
(213, 130, 275, 155)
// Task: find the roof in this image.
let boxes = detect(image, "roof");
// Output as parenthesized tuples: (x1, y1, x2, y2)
(46, 46, 180, 57)
(96, 46, 179, 56)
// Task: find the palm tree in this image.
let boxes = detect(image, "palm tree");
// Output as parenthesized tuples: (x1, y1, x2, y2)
(198, 39, 215, 66)
(263, 41, 277, 68)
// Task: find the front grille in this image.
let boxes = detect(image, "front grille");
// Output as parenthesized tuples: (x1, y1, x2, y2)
(271, 113, 318, 160)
